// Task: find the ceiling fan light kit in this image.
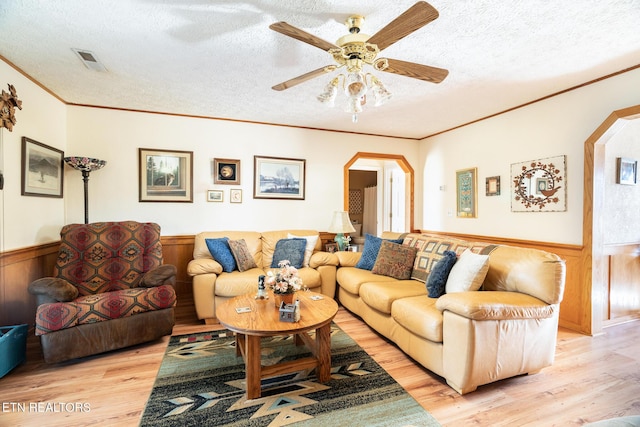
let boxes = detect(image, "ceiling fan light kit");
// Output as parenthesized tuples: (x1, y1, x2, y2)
(269, 1, 448, 123)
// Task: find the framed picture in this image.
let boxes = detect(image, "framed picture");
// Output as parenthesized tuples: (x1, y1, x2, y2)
(253, 155, 305, 200)
(325, 242, 338, 253)
(230, 188, 242, 203)
(21, 137, 64, 198)
(207, 189, 223, 202)
(456, 167, 477, 218)
(485, 176, 500, 196)
(139, 148, 193, 202)
(616, 157, 637, 185)
(213, 158, 240, 185)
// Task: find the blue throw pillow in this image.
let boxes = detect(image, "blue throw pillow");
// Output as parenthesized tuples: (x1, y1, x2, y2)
(205, 237, 237, 273)
(355, 234, 404, 271)
(426, 250, 457, 298)
(271, 238, 307, 269)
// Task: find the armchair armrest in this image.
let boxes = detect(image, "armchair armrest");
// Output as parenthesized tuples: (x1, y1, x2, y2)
(309, 251, 339, 268)
(187, 258, 223, 276)
(28, 277, 79, 305)
(334, 251, 361, 267)
(436, 291, 557, 321)
(141, 264, 177, 287)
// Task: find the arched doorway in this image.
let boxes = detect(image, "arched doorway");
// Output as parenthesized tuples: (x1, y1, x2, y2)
(343, 152, 414, 234)
(583, 105, 640, 335)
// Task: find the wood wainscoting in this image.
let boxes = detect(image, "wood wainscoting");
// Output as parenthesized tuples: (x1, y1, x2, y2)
(603, 242, 640, 326)
(1, 231, 620, 335)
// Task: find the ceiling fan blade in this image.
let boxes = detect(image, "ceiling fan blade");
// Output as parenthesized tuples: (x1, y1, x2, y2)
(379, 58, 448, 84)
(272, 65, 336, 91)
(270, 22, 338, 52)
(367, 1, 439, 52)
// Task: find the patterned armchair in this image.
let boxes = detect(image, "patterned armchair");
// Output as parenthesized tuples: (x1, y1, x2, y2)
(28, 221, 177, 363)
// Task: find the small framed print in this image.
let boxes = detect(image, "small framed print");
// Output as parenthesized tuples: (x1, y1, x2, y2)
(21, 137, 64, 198)
(230, 188, 242, 203)
(616, 157, 637, 185)
(325, 242, 338, 253)
(207, 189, 223, 202)
(485, 176, 500, 196)
(456, 167, 477, 218)
(213, 158, 240, 185)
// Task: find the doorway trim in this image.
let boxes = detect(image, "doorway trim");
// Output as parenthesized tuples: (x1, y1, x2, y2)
(344, 152, 415, 232)
(583, 104, 640, 335)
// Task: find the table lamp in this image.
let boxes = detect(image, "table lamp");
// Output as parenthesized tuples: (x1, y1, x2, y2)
(328, 211, 356, 251)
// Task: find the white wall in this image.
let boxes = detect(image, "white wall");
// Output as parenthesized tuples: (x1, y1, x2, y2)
(419, 67, 640, 245)
(0, 60, 67, 251)
(64, 106, 420, 237)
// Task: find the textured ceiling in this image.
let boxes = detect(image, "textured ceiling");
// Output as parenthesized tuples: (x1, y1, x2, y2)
(0, 0, 639, 139)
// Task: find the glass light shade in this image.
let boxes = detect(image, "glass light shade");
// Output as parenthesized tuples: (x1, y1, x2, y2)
(371, 77, 392, 107)
(317, 78, 338, 107)
(344, 72, 367, 99)
(64, 157, 107, 172)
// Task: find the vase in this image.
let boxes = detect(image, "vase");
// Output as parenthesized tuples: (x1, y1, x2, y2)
(274, 292, 295, 310)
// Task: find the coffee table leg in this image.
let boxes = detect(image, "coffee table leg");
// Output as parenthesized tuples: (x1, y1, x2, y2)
(246, 334, 262, 399)
(316, 324, 331, 382)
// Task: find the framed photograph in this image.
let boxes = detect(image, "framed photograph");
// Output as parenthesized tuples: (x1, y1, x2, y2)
(253, 155, 305, 200)
(21, 137, 64, 198)
(325, 242, 338, 253)
(139, 148, 193, 202)
(230, 188, 242, 203)
(616, 157, 637, 185)
(485, 176, 500, 196)
(207, 189, 223, 202)
(213, 158, 240, 185)
(456, 167, 477, 218)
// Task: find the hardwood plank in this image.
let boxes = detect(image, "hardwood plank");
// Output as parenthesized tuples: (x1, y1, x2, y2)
(1, 294, 638, 426)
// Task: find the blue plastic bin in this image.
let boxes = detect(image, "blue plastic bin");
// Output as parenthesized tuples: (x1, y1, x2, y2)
(0, 324, 28, 378)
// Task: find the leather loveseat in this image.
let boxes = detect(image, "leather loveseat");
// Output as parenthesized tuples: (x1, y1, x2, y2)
(335, 232, 566, 394)
(187, 230, 339, 323)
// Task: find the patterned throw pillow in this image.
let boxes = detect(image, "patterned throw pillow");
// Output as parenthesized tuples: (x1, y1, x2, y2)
(371, 241, 418, 280)
(228, 239, 258, 272)
(355, 234, 404, 271)
(445, 249, 490, 293)
(426, 250, 457, 298)
(205, 238, 236, 273)
(271, 238, 307, 269)
(288, 233, 319, 267)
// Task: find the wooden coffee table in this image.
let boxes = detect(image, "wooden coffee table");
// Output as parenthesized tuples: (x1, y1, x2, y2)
(216, 291, 339, 399)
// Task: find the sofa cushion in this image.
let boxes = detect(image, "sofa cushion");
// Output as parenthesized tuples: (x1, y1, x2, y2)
(446, 249, 490, 293)
(288, 233, 319, 267)
(426, 250, 457, 298)
(271, 238, 307, 268)
(355, 234, 404, 271)
(371, 241, 418, 280)
(336, 266, 393, 295)
(359, 281, 427, 314)
(392, 295, 443, 342)
(214, 270, 263, 297)
(205, 238, 237, 273)
(228, 239, 258, 272)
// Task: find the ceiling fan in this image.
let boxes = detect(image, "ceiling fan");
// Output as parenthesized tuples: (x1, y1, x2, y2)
(269, 1, 448, 121)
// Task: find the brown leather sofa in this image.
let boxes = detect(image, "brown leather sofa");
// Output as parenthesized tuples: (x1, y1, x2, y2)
(335, 232, 566, 394)
(187, 230, 339, 323)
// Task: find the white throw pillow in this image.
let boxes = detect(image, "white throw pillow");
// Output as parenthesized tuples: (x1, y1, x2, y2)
(288, 233, 319, 267)
(445, 249, 490, 293)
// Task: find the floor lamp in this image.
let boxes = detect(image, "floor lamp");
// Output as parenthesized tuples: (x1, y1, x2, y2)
(64, 156, 107, 224)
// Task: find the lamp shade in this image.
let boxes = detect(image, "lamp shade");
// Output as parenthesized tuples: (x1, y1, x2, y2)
(328, 211, 356, 234)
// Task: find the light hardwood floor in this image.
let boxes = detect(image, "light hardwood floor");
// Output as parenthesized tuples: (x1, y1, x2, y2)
(1, 294, 639, 427)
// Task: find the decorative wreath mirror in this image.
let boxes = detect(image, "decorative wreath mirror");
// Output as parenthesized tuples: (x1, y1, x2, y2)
(511, 155, 566, 212)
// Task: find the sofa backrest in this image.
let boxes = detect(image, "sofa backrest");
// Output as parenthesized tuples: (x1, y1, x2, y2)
(55, 221, 163, 296)
(261, 230, 321, 270)
(193, 231, 263, 268)
(381, 231, 566, 305)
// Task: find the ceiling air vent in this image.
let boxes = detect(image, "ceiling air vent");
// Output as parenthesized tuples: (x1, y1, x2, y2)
(72, 48, 107, 72)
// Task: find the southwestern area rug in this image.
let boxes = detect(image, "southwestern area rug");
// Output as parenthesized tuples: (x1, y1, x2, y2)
(139, 324, 440, 426)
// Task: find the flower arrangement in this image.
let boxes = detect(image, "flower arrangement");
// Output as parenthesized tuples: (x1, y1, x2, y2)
(265, 260, 304, 294)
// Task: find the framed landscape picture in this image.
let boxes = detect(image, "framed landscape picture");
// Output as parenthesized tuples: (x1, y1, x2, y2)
(139, 148, 193, 202)
(253, 155, 305, 200)
(21, 137, 64, 198)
